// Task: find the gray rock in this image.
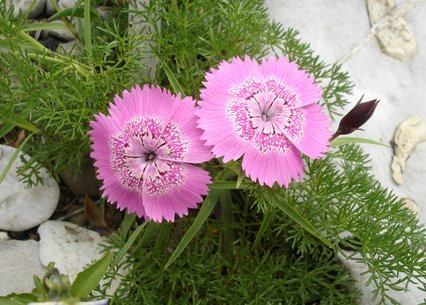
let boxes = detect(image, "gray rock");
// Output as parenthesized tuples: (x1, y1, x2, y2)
(0, 145, 59, 232)
(129, 0, 158, 79)
(6, 0, 45, 19)
(97, 6, 112, 19)
(38, 221, 105, 282)
(45, 20, 76, 42)
(46, 0, 77, 16)
(0, 240, 45, 295)
(57, 40, 81, 55)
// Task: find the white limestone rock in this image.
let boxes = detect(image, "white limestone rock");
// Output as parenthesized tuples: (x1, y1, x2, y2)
(402, 197, 420, 217)
(0, 145, 59, 232)
(367, 0, 417, 62)
(6, 0, 45, 19)
(38, 220, 105, 282)
(38, 221, 128, 295)
(265, 0, 371, 64)
(0, 231, 9, 241)
(0, 240, 46, 295)
(342, 10, 426, 224)
(391, 115, 426, 184)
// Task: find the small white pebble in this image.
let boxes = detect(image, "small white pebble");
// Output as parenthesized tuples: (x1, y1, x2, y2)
(402, 197, 419, 217)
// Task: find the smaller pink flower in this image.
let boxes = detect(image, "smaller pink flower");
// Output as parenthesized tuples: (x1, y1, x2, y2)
(197, 56, 332, 187)
(89, 85, 212, 222)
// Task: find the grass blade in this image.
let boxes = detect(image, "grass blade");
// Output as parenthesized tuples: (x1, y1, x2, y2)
(0, 293, 37, 305)
(8, 116, 40, 134)
(209, 181, 250, 189)
(119, 212, 137, 238)
(133, 222, 160, 255)
(165, 190, 220, 268)
(331, 136, 388, 147)
(236, 167, 244, 189)
(0, 297, 22, 305)
(48, 7, 84, 20)
(70, 251, 114, 298)
(220, 190, 234, 253)
(0, 122, 15, 138)
(22, 22, 68, 31)
(162, 61, 185, 95)
(253, 210, 275, 249)
(0, 133, 33, 185)
(271, 193, 333, 248)
(83, 0, 92, 59)
(112, 222, 147, 267)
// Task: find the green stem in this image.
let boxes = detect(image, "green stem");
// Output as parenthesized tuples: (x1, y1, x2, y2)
(210, 181, 250, 190)
(18, 30, 47, 52)
(27, 52, 92, 77)
(2, 15, 88, 76)
(49, 0, 79, 39)
(15, 24, 91, 77)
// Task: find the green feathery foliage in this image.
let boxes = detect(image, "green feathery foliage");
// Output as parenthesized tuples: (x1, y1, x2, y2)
(1, 0, 425, 304)
(97, 1, 425, 305)
(0, 0, 148, 182)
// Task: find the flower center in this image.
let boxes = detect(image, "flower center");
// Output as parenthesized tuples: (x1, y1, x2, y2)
(226, 77, 306, 154)
(144, 151, 157, 162)
(261, 112, 272, 122)
(110, 117, 188, 195)
(246, 92, 291, 135)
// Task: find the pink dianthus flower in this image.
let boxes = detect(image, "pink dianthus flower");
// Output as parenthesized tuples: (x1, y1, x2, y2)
(197, 56, 332, 187)
(89, 85, 212, 222)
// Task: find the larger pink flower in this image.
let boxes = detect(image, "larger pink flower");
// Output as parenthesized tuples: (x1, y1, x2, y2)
(197, 56, 332, 187)
(89, 85, 212, 222)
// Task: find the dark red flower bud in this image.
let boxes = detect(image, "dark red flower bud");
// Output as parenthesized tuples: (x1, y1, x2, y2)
(331, 95, 379, 140)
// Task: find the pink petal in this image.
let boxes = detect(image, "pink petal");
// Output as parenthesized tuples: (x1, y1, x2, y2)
(241, 145, 304, 187)
(142, 164, 211, 222)
(261, 57, 323, 106)
(196, 107, 248, 162)
(160, 96, 213, 164)
(101, 174, 146, 218)
(291, 103, 332, 158)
